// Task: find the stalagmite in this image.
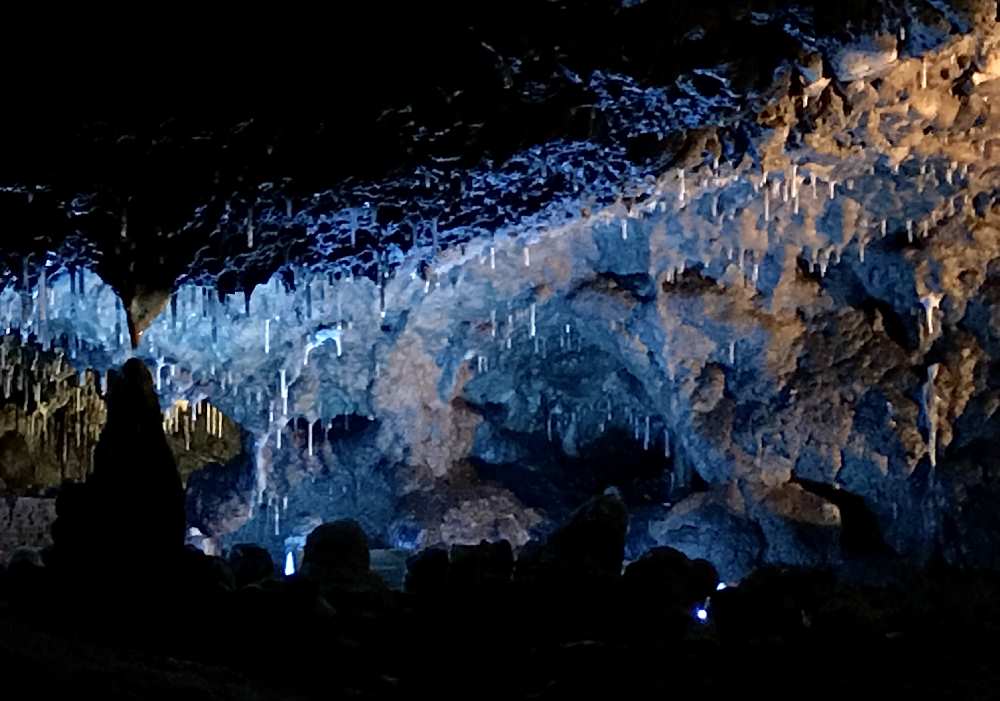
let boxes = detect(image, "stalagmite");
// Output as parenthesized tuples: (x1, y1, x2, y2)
(921, 56, 928, 89)
(663, 429, 671, 458)
(620, 219, 628, 240)
(678, 168, 686, 204)
(643, 415, 650, 451)
(524, 246, 531, 267)
(530, 303, 536, 338)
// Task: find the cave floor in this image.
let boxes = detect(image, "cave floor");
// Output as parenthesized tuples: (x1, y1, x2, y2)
(3, 601, 999, 701)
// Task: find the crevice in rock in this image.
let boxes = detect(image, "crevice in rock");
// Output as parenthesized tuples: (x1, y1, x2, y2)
(792, 476, 896, 558)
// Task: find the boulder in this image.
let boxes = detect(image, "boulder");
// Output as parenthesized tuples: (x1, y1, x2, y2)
(301, 520, 385, 594)
(645, 488, 764, 582)
(180, 546, 236, 594)
(227, 544, 276, 588)
(404, 547, 450, 596)
(746, 483, 843, 568)
(516, 492, 628, 583)
(449, 540, 514, 588)
(711, 567, 833, 642)
(5, 547, 46, 603)
(623, 547, 718, 609)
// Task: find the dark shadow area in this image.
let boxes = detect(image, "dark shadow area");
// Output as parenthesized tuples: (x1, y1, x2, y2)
(792, 477, 896, 558)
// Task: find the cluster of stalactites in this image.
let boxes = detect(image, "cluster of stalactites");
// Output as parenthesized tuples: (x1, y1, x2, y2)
(162, 399, 227, 451)
(0, 335, 107, 478)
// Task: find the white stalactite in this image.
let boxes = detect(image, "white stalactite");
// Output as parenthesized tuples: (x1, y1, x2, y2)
(920, 292, 943, 336)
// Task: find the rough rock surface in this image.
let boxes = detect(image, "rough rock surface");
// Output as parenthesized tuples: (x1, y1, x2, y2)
(0, 497, 56, 566)
(2, 1, 1000, 583)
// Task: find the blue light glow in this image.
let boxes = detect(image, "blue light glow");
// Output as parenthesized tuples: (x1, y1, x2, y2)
(695, 607, 708, 623)
(284, 551, 295, 576)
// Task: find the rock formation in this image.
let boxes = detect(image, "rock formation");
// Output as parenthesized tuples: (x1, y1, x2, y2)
(0, 1, 999, 583)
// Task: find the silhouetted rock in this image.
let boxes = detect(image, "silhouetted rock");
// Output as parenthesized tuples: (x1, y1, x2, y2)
(180, 546, 236, 594)
(303, 520, 370, 576)
(404, 547, 450, 596)
(49, 359, 185, 590)
(449, 540, 513, 588)
(301, 520, 386, 594)
(6, 547, 46, 603)
(228, 544, 276, 588)
(712, 567, 833, 642)
(517, 492, 628, 584)
(624, 547, 717, 608)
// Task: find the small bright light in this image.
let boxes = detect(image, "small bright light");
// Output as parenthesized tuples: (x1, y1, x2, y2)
(695, 607, 708, 623)
(284, 551, 295, 576)
(716, 582, 727, 591)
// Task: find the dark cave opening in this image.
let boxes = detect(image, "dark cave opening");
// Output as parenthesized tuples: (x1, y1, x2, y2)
(792, 477, 896, 558)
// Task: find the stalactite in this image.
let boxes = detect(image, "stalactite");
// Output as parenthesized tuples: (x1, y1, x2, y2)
(920, 292, 943, 337)
(247, 208, 254, 248)
(923, 363, 939, 468)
